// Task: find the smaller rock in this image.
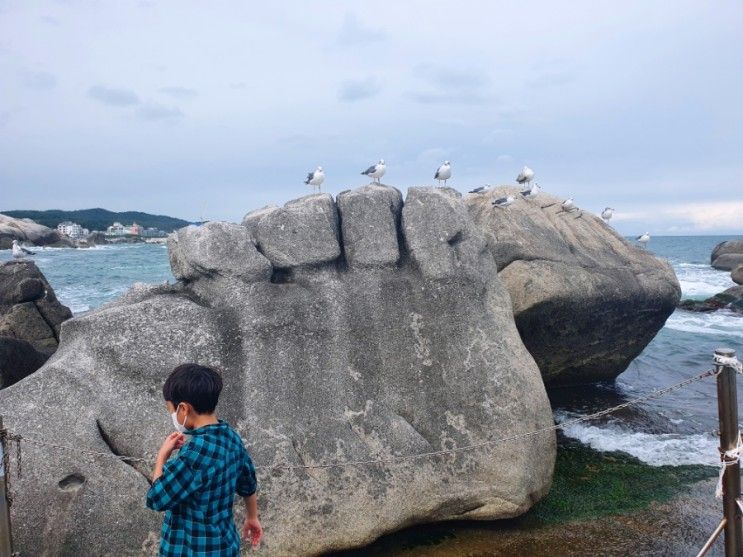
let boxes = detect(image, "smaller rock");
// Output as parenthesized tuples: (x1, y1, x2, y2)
(15, 278, 45, 303)
(168, 222, 272, 282)
(337, 185, 402, 268)
(0, 337, 50, 389)
(733, 264, 743, 286)
(679, 286, 743, 314)
(250, 194, 341, 269)
(711, 240, 743, 265)
(712, 253, 743, 272)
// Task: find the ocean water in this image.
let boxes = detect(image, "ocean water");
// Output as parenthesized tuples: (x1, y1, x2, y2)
(1, 236, 741, 467)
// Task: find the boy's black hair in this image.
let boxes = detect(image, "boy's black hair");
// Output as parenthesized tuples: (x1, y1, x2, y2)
(163, 363, 223, 414)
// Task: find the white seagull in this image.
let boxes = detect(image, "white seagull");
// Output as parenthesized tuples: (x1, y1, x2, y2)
(469, 185, 490, 194)
(12, 239, 36, 258)
(601, 207, 615, 222)
(561, 198, 576, 212)
(516, 166, 535, 188)
(520, 182, 540, 198)
(434, 161, 452, 186)
(304, 166, 325, 193)
(361, 159, 386, 184)
(637, 232, 650, 246)
(492, 195, 515, 208)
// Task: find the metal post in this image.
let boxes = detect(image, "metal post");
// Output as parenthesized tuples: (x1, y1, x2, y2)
(715, 348, 743, 557)
(0, 416, 14, 557)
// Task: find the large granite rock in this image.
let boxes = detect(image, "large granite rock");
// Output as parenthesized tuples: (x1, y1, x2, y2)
(0, 261, 72, 387)
(0, 213, 73, 249)
(0, 187, 555, 557)
(467, 186, 680, 385)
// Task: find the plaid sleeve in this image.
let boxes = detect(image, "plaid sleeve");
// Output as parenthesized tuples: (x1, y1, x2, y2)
(236, 448, 258, 497)
(146, 445, 204, 512)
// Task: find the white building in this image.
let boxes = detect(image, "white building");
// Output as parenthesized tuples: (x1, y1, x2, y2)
(57, 221, 89, 239)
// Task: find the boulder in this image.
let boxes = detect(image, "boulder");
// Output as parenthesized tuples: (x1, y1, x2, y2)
(243, 194, 341, 269)
(0, 213, 74, 248)
(711, 239, 743, 266)
(733, 264, 743, 286)
(679, 286, 743, 314)
(0, 186, 555, 557)
(712, 253, 743, 272)
(0, 261, 72, 353)
(337, 185, 402, 268)
(467, 186, 680, 385)
(0, 337, 50, 388)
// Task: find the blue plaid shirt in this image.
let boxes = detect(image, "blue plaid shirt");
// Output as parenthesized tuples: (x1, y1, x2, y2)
(146, 420, 258, 557)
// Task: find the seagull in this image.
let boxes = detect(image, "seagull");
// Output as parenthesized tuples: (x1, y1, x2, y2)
(492, 195, 515, 208)
(304, 166, 325, 193)
(561, 198, 576, 212)
(434, 161, 452, 186)
(516, 166, 535, 188)
(637, 232, 650, 246)
(601, 207, 614, 222)
(469, 185, 491, 194)
(520, 182, 540, 198)
(12, 239, 36, 258)
(361, 159, 386, 184)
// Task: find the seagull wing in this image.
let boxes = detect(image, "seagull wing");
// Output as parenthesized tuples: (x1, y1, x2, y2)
(492, 196, 508, 205)
(304, 172, 314, 184)
(361, 164, 377, 176)
(434, 167, 441, 179)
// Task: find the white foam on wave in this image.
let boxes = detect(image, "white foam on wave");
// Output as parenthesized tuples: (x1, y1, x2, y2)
(555, 411, 718, 467)
(665, 310, 743, 338)
(674, 262, 735, 298)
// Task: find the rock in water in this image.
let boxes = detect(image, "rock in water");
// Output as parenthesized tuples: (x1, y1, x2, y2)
(679, 286, 743, 314)
(0, 261, 72, 387)
(467, 186, 680, 385)
(711, 240, 743, 271)
(0, 213, 74, 249)
(0, 186, 555, 557)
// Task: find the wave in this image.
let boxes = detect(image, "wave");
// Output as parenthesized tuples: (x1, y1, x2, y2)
(664, 310, 743, 338)
(555, 411, 718, 467)
(673, 262, 734, 299)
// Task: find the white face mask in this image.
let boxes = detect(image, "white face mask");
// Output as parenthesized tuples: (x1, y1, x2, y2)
(171, 404, 188, 433)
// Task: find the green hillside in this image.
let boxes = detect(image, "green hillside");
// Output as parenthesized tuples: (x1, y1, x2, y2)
(1, 208, 194, 232)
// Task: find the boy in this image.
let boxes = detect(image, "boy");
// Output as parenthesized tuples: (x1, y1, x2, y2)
(146, 363, 263, 556)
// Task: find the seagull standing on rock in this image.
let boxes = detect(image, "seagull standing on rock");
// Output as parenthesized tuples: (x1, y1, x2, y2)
(516, 166, 535, 188)
(637, 232, 650, 246)
(304, 166, 325, 193)
(492, 195, 515, 208)
(361, 159, 386, 184)
(469, 185, 490, 194)
(561, 198, 576, 212)
(434, 161, 452, 186)
(520, 182, 540, 198)
(601, 207, 614, 222)
(12, 239, 36, 258)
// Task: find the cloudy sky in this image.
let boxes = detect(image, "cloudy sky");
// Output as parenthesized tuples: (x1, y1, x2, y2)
(1, 1, 742, 235)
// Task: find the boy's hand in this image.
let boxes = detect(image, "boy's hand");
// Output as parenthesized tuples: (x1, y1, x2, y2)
(157, 432, 186, 461)
(242, 517, 263, 549)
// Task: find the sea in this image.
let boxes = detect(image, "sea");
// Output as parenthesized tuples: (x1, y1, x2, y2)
(1, 236, 741, 469)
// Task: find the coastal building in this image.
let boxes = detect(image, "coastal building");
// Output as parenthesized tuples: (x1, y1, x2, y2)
(57, 221, 89, 239)
(142, 226, 167, 238)
(106, 222, 144, 236)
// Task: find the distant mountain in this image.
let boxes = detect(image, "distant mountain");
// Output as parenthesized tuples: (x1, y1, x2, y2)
(0, 208, 194, 232)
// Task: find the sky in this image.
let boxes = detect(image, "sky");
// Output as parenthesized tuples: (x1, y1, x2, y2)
(1, 0, 742, 235)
